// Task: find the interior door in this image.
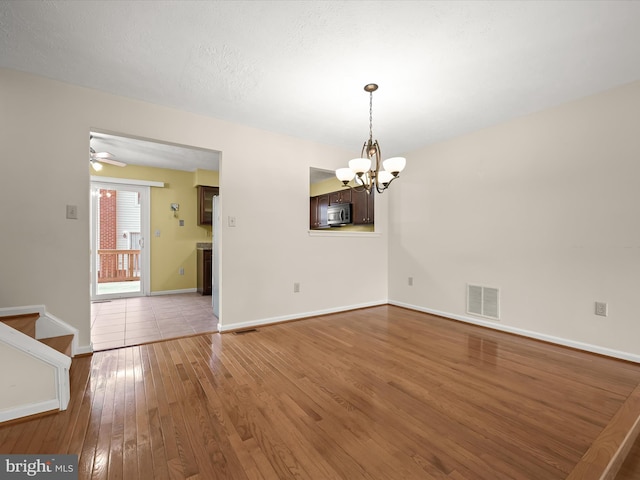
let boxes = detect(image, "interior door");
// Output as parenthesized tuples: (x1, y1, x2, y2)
(90, 181, 150, 300)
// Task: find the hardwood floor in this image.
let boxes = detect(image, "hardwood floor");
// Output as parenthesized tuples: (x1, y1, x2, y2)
(1, 305, 640, 479)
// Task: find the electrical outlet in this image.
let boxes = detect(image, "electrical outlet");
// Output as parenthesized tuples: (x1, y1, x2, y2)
(179, 267, 184, 275)
(595, 302, 608, 317)
(408, 276, 413, 286)
(293, 282, 300, 293)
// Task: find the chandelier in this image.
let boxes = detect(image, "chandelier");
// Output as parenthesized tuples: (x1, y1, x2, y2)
(335, 83, 406, 194)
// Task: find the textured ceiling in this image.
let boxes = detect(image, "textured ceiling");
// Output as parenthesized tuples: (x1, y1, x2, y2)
(90, 131, 220, 172)
(3, 0, 640, 168)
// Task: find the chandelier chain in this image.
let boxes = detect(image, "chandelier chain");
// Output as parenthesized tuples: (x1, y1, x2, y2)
(369, 91, 373, 143)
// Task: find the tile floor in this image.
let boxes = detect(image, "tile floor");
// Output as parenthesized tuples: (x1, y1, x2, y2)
(91, 293, 218, 351)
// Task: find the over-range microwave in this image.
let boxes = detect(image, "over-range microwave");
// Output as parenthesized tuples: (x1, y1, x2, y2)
(327, 203, 352, 226)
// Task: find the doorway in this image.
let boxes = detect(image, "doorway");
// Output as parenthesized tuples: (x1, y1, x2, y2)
(90, 181, 150, 300)
(88, 130, 221, 350)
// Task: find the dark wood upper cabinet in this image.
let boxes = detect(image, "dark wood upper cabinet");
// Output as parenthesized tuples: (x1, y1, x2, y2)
(310, 194, 329, 229)
(351, 188, 374, 225)
(197, 186, 219, 225)
(329, 189, 351, 205)
(310, 197, 318, 229)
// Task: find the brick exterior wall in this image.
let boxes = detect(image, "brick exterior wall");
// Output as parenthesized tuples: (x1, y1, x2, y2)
(99, 189, 117, 280)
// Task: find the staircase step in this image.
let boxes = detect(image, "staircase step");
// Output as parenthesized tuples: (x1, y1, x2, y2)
(39, 334, 74, 357)
(0, 313, 39, 338)
(566, 383, 640, 479)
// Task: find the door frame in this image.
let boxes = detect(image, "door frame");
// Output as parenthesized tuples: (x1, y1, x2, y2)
(212, 194, 221, 318)
(90, 176, 162, 300)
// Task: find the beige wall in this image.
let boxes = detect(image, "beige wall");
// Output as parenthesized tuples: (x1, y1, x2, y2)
(5, 66, 637, 359)
(389, 80, 640, 357)
(0, 68, 389, 349)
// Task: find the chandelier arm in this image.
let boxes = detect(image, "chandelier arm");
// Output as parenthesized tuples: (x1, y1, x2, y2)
(360, 141, 369, 159)
(344, 183, 367, 192)
(357, 141, 373, 192)
(371, 140, 382, 190)
(376, 175, 396, 193)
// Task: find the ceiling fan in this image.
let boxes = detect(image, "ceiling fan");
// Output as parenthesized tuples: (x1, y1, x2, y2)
(90, 136, 127, 170)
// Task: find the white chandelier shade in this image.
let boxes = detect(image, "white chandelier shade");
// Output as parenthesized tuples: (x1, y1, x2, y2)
(336, 167, 355, 184)
(383, 157, 406, 176)
(348, 157, 372, 175)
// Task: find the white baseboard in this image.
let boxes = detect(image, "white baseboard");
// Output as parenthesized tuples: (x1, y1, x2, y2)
(218, 300, 387, 333)
(390, 300, 640, 364)
(0, 399, 59, 423)
(150, 288, 198, 296)
(76, 344, 93, 355)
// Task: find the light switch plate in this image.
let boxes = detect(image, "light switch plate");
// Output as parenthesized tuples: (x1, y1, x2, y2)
(595, 302, 608, 317)
(66, 204, 78, 219)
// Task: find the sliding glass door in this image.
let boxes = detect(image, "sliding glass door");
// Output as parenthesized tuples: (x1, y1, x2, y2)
(90, 181, 149, 300)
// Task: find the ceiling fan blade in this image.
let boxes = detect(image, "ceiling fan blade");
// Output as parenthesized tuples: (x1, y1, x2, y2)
(98, 158, 127, 167)
(92, 151, 114, 159)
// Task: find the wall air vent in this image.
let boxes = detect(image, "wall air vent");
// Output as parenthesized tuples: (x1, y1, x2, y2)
(467, 284, 500, 320)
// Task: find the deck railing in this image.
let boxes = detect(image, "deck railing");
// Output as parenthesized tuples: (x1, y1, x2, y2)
(97, 249, 140, 283)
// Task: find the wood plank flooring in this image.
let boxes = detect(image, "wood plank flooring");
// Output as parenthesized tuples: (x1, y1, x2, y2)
(1, 305, 640, 479)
